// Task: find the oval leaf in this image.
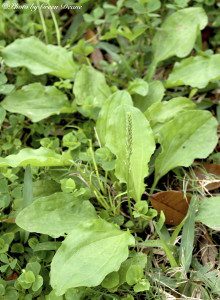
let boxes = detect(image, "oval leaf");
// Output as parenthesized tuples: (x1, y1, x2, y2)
(152, 7, 207, 64)
(196, 196, 220, 230)
(133, 80, 165, 112)
(50, 219, 135, 295)
(154, 110, 218, 184)
(2, 37, 78, 79)
(166, 54, 220, 88)
(127, 78, 148, 96)
(1, 83, 72, 122)
(106, 104, 155, 202)
(73, 65, 111, 119)
(150, 191, 190, 225)
(145, 97, 196, 134)
(96, 90, 133, 145)
(16, 192, 97, 238)
(0, 147, 71, 167)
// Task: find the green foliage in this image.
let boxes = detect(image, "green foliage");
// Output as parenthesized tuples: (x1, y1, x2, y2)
(152, 7, 207, 64)
(96, 90, 133, 145)
(1, 83, 73, 122)
(2, 37, 79, 78)
(16, 191, 97, 237)
(179, 196, 198, 273)
(196, 196, 220, 230)
(73, 65, 111, 119)
(127, 78, 149, 96)
(106, 104, 155, 202)
(154, 110, 218, 184)
(51, 219, 135, 295)
(0, 147, 71, 167)
(145, 97, 196, 134)
(0, 73, 14, 95)
(0, 1, 219, 299)
(133, 80, 165, 112)
(166, 54, 220, 88)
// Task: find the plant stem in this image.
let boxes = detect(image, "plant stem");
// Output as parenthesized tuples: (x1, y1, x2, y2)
(170, 220, 185, 245)
(127, 194, 134, 221)
(49, 8, 61, 46)
(154, 221, 178, 268)
(89, 140, 105, 195)
(145, 61, 157, 81)
(93, 190, 109, 211)
(149, 178, 158, 196)
(37, 0, 48, 44)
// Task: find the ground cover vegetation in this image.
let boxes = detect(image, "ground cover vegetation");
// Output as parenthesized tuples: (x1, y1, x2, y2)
(0, 0, 220, 299)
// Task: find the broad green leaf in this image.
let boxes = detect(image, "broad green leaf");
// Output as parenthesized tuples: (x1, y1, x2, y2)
(133, 279, 150, 293)
(33, 180, 60, 198)
(46, 290, 63, 300)
(127, 78, 148, 96)
(0, 106, 6, 127)
(154, 110, 218, 184)
(196, 196, 220, 230)
(125, 0, 160, 14)
(0, 147, 72, 167)
(106, 104, 155, 202)
(126, 265, 143, 285)
(32, 275, 43, 292)
(118, 252, 147, 286)
(209, 152, 220, 164)
(73, 65, 111, 119)
(166, 54, 220, 88)
(1, 83, 72, 122)
(152, 7, 207, 64)
(101, 272, 119, 290)
(145, 97, 196, 134)
(95, 147, 116, 171)
(0, 73, 7, 85)
(50, 219, 135, 295)
(16, 192, 97, 238)
(133, 81, 165, 112)
(1, 37, 78, 79)
(96, 90, 133, 145)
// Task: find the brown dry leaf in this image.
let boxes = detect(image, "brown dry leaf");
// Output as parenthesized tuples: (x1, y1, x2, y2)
(194, 163, 220, 191)
(85, 29, 104, 68)
(200, 231, 218, 269)
(108, 0, 117, 4)
(1, 217, 15, 223)
(150, 191, 190, 225)
(91, 48, 104, 69)
(85, 29, 98, 45)
(6, 272, 18, 281)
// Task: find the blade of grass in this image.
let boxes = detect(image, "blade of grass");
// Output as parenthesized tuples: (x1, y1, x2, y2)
(23, 165, 33, 208)
(153, 221, 178, 268)
(179, 195, 198, 274)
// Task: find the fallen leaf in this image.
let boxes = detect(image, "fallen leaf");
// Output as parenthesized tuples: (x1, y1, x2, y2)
(1, 218, 15, 223)
(194, 163, 220, 191)
(150, 191, 190, 225)
(85, 29, 104, 68)
(6, 272, 18, 281)
(91, 48, 104, 69)
(85, 29, 98, 45)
